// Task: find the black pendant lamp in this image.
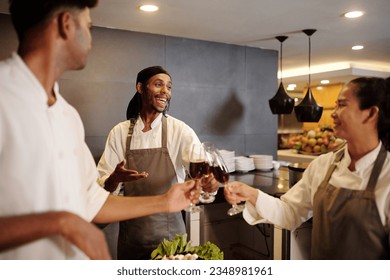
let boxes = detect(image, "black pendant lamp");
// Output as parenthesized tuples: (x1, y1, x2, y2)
(294, 29, 323, 122)
(269, 36, 294, 114)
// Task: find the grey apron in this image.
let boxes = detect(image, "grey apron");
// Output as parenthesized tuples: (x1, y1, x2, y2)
(117, 116, 186, 260)
(312, 144, 389, 259)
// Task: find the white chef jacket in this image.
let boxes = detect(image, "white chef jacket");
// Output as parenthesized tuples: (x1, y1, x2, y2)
(243, 143, 390, 232)
(97, 114, 201, 194)
(0, 53, 109, 259)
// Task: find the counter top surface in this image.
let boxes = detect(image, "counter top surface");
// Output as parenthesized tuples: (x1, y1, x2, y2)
(231, 167, 290, 196)
(277, 149, 316, 163)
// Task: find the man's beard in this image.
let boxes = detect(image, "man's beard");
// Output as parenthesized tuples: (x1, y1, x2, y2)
(152, 99, 170, 114)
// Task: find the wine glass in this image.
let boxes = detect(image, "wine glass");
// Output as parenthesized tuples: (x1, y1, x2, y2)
(184, 143, 206, 213)
(199, 142, 218, 204)
(212, 149, 244, 216)
(183, 169, 202, 213)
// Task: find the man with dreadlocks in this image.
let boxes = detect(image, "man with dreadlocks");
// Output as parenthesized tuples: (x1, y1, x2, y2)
(97, 66, 219, 259)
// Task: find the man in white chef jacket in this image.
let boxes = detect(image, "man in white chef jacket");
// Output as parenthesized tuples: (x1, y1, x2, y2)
(0, 0, 199, 260)
(96, 66, 220, 259)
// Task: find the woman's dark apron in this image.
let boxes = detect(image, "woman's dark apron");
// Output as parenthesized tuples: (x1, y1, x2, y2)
(312, 144, 389, 259)
(117, 117, 186, 260)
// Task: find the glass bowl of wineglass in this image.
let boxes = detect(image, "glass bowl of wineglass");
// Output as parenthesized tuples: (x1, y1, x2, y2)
(212, 149, 244, 216)
(199, 142, 219, 204)
(184, 143, 208, 213)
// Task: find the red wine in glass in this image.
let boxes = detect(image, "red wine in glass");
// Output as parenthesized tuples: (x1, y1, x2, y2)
(212, 165, 229, 184)
(189, 161, 208, 179)
(213, 149, 245, 216)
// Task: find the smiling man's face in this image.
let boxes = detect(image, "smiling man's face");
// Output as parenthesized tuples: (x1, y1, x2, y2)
(141, 73, 172, 113)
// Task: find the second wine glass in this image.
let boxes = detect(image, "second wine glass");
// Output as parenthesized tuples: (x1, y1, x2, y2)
(199, 142, 218, 204)
(212, 149, 244, 216)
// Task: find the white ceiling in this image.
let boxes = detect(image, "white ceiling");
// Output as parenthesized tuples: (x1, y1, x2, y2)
(1, 0, 389, 92)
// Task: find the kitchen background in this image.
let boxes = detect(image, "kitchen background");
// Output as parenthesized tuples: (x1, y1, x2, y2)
(1, 1, 389, 259)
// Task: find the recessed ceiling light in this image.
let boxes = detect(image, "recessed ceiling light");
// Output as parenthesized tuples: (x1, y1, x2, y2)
(352, 45, 364, 50)
(343, 11, 364, 18)
(139, 4, 159, 12)
(287, 84, 296, 91)
(320, 80, 330, 85)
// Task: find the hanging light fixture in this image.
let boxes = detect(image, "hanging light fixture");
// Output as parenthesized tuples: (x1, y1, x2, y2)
(294, 29, 323, 122)
(269, 36, 294, 114)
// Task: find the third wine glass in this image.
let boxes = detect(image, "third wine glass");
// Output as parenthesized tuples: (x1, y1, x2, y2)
(212, 149, 244, 216)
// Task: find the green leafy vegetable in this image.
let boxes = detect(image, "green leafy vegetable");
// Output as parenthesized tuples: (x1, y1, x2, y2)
(190, 241, 224, 260)
(150, 234, 223, 260)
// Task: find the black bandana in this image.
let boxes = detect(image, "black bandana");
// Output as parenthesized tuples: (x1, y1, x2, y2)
(126, 66, 171, 120)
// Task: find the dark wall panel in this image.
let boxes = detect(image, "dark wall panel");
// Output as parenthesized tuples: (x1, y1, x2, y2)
(63, 28, 166, 83)
(0, 14, 18, 60)
(165, 37, 246, 88)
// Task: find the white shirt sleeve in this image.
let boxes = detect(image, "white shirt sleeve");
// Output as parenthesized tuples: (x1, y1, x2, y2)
(243, 152, 336, 230)
(96, 121, 129, 194)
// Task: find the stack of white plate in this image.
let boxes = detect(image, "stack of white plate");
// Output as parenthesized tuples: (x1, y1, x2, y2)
(234, 156, 255, 173)
(218, 150, 236, 173)
(249, 154, 273, 171)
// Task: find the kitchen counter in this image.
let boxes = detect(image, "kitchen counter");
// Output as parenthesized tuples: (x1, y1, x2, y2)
(277, 149, 316, 163)
(231, 167, 290, 197)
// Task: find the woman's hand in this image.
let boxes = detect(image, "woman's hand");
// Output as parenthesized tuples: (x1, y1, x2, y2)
(224, 181, 259, 206)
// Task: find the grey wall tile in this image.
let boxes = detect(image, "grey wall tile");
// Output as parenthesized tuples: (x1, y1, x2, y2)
(244, 89, 278, 135)
(59, 79, 131, 136)
(85, 136, 111, 163)
(245, 47, 278, 91)
(197, 135, 247, 156)
(245, 133, 278, 158)
(63, 28, 166, 82)
(170, 86, 245, 135)
(165, 37, 246, 89)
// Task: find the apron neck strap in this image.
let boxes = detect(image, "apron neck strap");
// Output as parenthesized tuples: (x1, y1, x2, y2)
(366, 144, 387, 191)
(322, 147, 345, 184)
(126, 118, 137, 153)
(161, 116, 168, 148)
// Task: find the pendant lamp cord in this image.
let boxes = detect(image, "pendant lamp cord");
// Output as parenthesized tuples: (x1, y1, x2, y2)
(302, 29, 316, 89)
(308, 35, 311, 87)
(280, 41, 283, 82)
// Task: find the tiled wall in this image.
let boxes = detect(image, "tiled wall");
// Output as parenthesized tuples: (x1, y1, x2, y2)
(0, 13, 279, 160)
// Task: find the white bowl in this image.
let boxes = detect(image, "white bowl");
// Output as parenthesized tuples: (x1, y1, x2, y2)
(249, 154, 273, 160)
(272, 160, 281, 170)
